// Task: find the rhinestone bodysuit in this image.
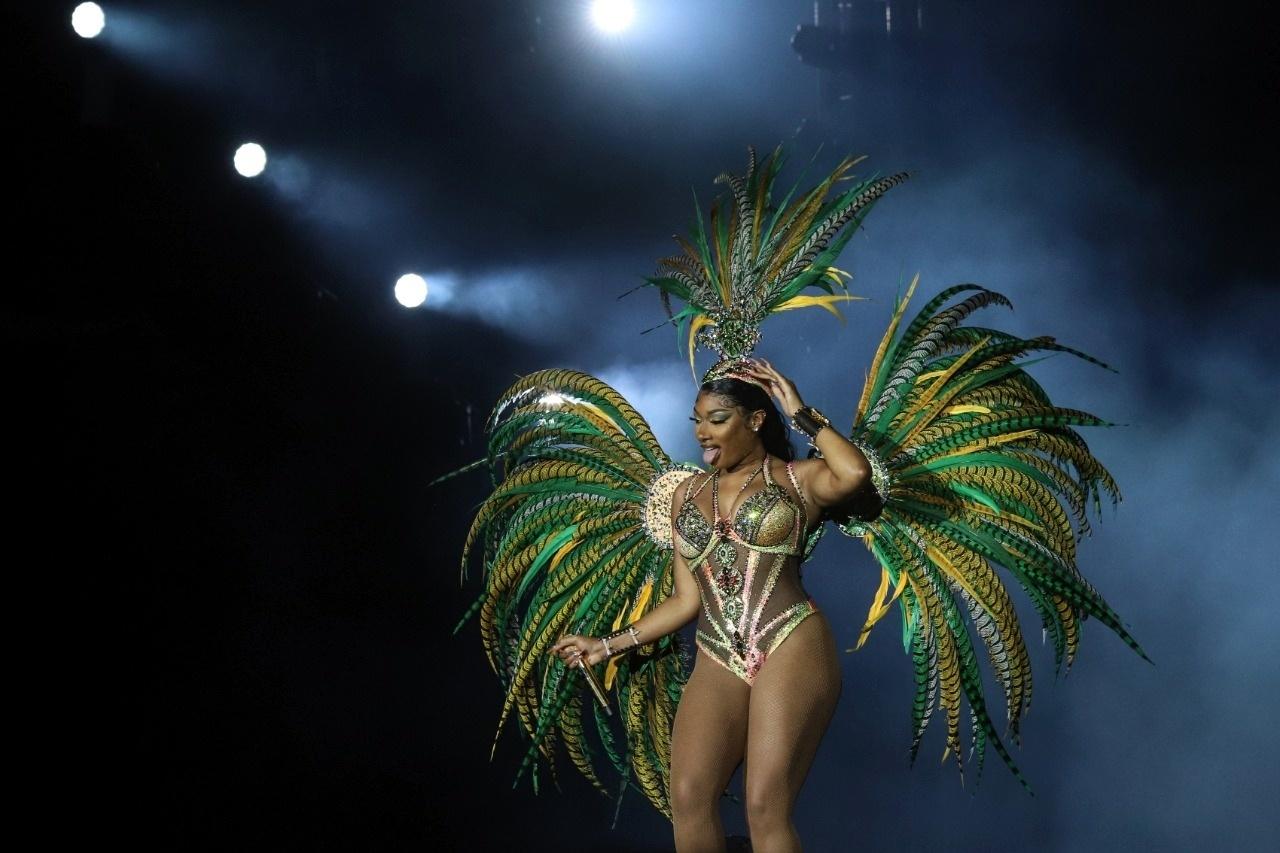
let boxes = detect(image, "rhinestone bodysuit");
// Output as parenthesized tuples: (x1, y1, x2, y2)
(673, 459, 818, 685)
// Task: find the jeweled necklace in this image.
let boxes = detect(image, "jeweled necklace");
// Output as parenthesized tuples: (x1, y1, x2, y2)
(711, 454, 767, 538)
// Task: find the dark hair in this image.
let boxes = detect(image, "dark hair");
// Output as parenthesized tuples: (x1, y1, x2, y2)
(699, 377, 795, 462)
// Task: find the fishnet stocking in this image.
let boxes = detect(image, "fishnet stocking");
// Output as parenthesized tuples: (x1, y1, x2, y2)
(670, 650, 751, 852)
(670, 613, 842, 853)
(743, 611, 842, 852)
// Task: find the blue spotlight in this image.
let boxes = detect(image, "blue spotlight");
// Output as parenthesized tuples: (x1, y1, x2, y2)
(72, 3, 105, 39)
(590, 0, 635, 34)
(233, 142, 267, 178)
(395, 274, 428, 308)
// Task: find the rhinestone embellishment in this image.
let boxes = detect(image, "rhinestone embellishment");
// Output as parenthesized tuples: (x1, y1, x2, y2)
(715, 567, 743, 595)
(714, 541, 738, 570)
(723, 598, 743, 621)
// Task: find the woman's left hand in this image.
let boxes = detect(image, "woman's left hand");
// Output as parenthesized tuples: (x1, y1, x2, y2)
(739, 357, 805, 418)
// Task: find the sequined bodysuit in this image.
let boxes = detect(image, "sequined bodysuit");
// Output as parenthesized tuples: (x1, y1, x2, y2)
(673, 458, 818, 685)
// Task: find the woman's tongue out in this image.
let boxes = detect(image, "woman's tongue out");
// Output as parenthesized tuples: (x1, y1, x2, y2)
(702, 446, 722, 466)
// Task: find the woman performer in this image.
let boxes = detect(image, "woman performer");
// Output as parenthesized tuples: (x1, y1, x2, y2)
(552, 358, 873, 852)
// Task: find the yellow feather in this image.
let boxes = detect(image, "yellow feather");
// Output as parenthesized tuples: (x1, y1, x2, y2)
(687, 314, 714, 381)
(546, 536, 580, 576)
(604, 577, 656, 690)
(773, 292, 865, 321)
(629, 576, 656, 621)
(893, 335, 992, 448)
(857, 272, 921, 422)
(762, 154, 864, 283)
(568, 399, 621, 433)
(855, 567, 890, 650)
(854, 566, 908, 650)
(924, 541, 988, 616)
(900, 428, 1041, 472)
(823, 265, 853, 287)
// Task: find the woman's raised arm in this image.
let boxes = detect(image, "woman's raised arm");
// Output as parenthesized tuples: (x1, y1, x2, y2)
(737, 357, 873, 511)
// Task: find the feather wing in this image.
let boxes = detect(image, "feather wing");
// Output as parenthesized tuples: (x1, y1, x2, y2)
(834, 275, 1152, 795)
(440, 368, 701, 818)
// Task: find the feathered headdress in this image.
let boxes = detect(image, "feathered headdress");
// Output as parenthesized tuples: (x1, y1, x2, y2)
(641, 145, 910, 386)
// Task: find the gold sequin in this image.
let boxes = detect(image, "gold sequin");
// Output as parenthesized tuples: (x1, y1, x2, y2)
(733, 486, 798, 547)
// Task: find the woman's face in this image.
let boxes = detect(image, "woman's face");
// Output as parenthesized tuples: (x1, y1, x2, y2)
(691, 390, 763, 470)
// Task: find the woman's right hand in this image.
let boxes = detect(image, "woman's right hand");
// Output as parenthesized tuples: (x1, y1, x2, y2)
(550, 634, 607, 667)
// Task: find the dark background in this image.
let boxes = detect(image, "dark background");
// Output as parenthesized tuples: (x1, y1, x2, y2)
(20, 1, 1278, 849)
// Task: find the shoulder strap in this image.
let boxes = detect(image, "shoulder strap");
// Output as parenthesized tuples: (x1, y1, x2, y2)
(689, 470, 715, 500)
(785, 460, 806, 504)
(784, 460, 809, 536)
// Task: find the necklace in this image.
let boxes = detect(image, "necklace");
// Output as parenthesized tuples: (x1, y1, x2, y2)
(712, 455, 767, 538)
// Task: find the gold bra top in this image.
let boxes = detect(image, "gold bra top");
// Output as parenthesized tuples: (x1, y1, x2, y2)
(673, 459, 807, 564)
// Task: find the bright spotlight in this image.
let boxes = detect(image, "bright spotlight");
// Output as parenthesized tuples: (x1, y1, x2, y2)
(233, 142, 267, 178)
(591, 0, 635, 33)
(72, 3, 105, 39)
(395, 274, 428, 308)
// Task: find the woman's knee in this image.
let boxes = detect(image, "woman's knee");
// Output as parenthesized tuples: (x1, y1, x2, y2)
(744, 778, 792, 833)
(671, 774, 720, 820)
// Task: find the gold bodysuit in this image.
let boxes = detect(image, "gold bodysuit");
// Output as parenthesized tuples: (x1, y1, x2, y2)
(673, 458, 818, 685)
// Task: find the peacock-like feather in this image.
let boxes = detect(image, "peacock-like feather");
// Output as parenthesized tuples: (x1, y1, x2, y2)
(434, 147, 1148, 812)
(835, 273, 1152, 795)
(640, 145, 911, 377)
(440, 368, 702, 817)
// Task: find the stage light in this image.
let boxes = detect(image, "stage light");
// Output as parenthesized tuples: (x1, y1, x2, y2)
(72, 3, 105, 39)
(395, 274, 429, 308)
(233, 142, 267, 178)
(590, 0, 635, 34)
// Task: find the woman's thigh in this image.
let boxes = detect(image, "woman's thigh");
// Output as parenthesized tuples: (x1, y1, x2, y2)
(670, 650, 753, 805)
(742, 612, 842, 803)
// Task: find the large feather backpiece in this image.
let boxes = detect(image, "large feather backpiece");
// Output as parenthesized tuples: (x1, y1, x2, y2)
(832, 273, 1153, 795)
(439, 368, 703, 818)
(642, 145, 911, 377)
